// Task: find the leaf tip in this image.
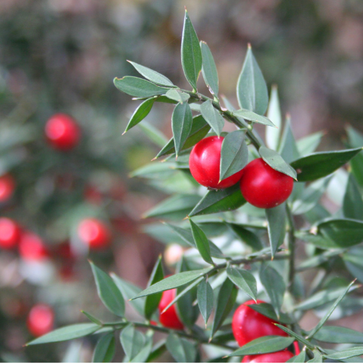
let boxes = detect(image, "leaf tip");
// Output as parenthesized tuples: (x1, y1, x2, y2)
(122, 130, 127, 135)
(151, 157, 157, 161)
(247, 43, 252, 49)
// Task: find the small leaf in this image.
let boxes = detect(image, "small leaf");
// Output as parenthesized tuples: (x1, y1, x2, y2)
(172, 102, 193, 156)
(315, 325, 363, 344)
(324, 347, 363, 361)
(227, 266, 257, 301)
(92, 333, 115, 363)
(144, 256, 164, 320)
(189, 219, 214, 265)
(90, 262, 125, 317)
(236, 45, 268, 116)
(279, 117, 300, 164)
(165, 89, 190, 103)
(120, 325, 145, 361)
(287, 351, 306, 363)
(266, 86, 282, 150)
(128, 61, 174, 87)
(220, 130, 248, 181)
(296, 132, 323, 156)
(266, 204, 286, 258)
(166, 333, 196, 362)
(197, 278, 214, 324)
(200, 41, 219, 96)
(200, 100, 224, 136)
(233, 109, 275, 127)
(343, 174, 363, 220)
(260, 146, 297, 180)
(228, 223, 263, 251)
(181, 10, 202, 90)
(123, 98, 155, 134)
(81, 311, 102, 326)
(275, 324, 315, 350)
(290, 147, 363, 182)
(27, 324, 100, 345)
(113, 77, 169, 98)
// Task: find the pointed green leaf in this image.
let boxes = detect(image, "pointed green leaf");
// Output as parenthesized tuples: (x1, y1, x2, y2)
(172, 102, 193, 157)
(90, 262, 125, 317)
(189, 219, 214, 265)
(200, 100, 224, 136)
(343, 174, 363, 220)
(81, 311, 102, 326)
(324, 347, 363, 361)
(279, 117, 300, 163)
(128, 61, 174, 87)
(123, 98, 155, 133)
(290, 147, 363, 182)
(233, 109, 275, 127)
(266, 204, 286, 258)
(227, 266, 257, 301)
(347, 126, 363, 186)
(228, 223, 263, 251)
(248, 303, 293, 324)
(181, 10, 202, 90)
(120, 324, 145, 361)
(287, 350, 306, 363)
(197, 278, 214, 324)
(236, 45, 268, 116)
(220, 130, 248, 181)
(92, 333, 115, 363)
(315, 326, 363, 344)
(166, 333, 197, 362)
(296, 132, 323, 156)
(275, 324, 315, 350)
(200, 41, 219, 96)
(266, 86, 282, 150)
(165, 89, 190, 103)
(113, 77, 169, 98)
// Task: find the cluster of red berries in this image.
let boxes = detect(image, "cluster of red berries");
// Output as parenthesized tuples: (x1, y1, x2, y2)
(189, 136, 294, 209)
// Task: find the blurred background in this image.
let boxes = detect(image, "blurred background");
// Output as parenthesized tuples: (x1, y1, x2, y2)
(0, 0, 363, 361)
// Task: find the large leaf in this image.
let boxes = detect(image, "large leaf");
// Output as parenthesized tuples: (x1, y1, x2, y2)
(236, 45, 268, 116)
(92, 333, 115, 363)
(120, 324, 145, 361)
(220, 130, 248, 181)
(128, 61, 174, 87)
(172, 102, 193, 156)
(227, 266, 257, 301)
(266, 203, 286, 258)
(189, 219, 214, 265)
(233, 109, 275, 127)
(343, 174, 363, 220)
(290, 148, 363, 182)
(315, 326, 363, 344)
(200, 100, 224, 136)
(123, 98, 155, 134)
(113, 77, 169, 98)
(90, 262, 125, 317)
(181, 10, 202, 90)
(197, 278, 214, 324)
(266, 86, 282, 151)
(166, 333, 196, 362)
(200, 41, 219, 96)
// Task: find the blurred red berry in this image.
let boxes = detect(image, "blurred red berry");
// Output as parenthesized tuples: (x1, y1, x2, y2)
(77, 218, 111, 249)
(0, 218, 21, 249)
(19, 232, 49, 261)
(45, 113, 80, 151)
(0, 174, 15, 202)
(27, 304, 54, 337)
(158, 289, 184, 330)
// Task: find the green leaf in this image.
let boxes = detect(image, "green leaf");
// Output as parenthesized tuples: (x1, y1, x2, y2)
(260, 146, 297, 180)
(287, 351, 306, 363)
(172, 102, 193, 156)
(120, 324, 145, 361)
(220, 130, 248, 181)
(344, 249, 363, 283)
(197, 278, 214, 324)
(266, 86, 282, 151)
(92, 333, 115, 363)
(113, 77, 169, 98)
(181, 10, 202, 90)
(324, 347, 363, 361)
(211, 278, 237, 339)
(165, 89, 190, 104)
(200, 100, 224, 136)
(189, 183, 246, 217)
(144, 256, 164, 320)
(166, 333, 197, 362)
(228, 223, 263, 251)
(123, 98, 155, 134)
(307, 280, 355, 338)
(128, 61, 174, 87)
(315, 325, 363, 344)
(290, 147, 363, 182)
(190, 219, 214, 265)
(227, 266, 257, 301)
(200, 41, 219, 96)
(81, 311, 102, 326)
(27, 323, 100, 345)
(90, 262, 125, 317)
(279, 117, 300, 164)
(260, 265, 285, 317)
(308, 350, 323, 363)
(275, 324, 315, 350)
(233, 109, 275, 127)
(248, 303, 293, 324)
(132, 268, 212, 300)
(229, 336, 295, 356)
(343, 174, 363, 220)
(139, 121, 168, 148)
(265, 204, 286, 258)
(131, 334, 153, 362)
(347, 126, 363, 186)
(236, 45, 268, 116)
(296, 132, 323, 156)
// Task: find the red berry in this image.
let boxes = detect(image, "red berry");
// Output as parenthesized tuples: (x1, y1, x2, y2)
(19, 232, 49, 261)
(45, 113, 80, 151)
(189, 136, 244, 189)
(158, 289, 184, 330)
(232, 300, 287, 347)
(242, 350, 294, 363)
(77, 218, 111, 249)
(0, 174, 15, 202)
(27, 304, 54, 337)
(239, 158, 294, 209)
(0, 218, 20, 250)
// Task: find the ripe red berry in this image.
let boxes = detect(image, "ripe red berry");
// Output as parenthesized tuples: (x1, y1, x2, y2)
(0, 174, 15, 202)
(0, 218, 20, 250)
(77, 218, 111, 249)
(45, 113, 80, 151)
(189, 136, 244, 189)
(27, 304, 54, 337)
(19, 232, 49, 261)
(158, 289, 184, 330)
(232, 299, 287, 347)
(242, 350, 294, 363)
(239, 158, 294, 209)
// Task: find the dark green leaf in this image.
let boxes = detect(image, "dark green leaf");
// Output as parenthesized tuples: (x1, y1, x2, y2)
(287, 351, 306, 363)
(227, 266, 257, 301)
(200, 41, 219, 96)
(248, 303, 293, 324)
(233, 109, 275, 127)
(144, 256, 164, 320)
(27, 324, 100, 345)
(324, 347, 363, 361)
(120, 325, 145, 361)
(266, 204, 286, 258)
(315, 325, 363, 344)
(92, 333, 115, 363)
(275, 324, 315, 350)
(266, 86, 282, 150)
(197, 278, 214, 324)
(90, 262, 125, 317)
(128, 61, 174, 87)
(166, 333, 196, 362)
(343, 174, 363, 220)
(296, 132, 323, 156)
(190, 219, 214, 265)
(228, 224, 263, 251)
(347, 126, 363, 186)
(200, 100, 224, 136)
(189, 183, 246, 217)
(165, 89, 190, 103)
(123, 98, 155, 134)
(172, 102, 193, 156)
(220, 130, 248, 181)
(113, 77, 169, 98)
(181, 10, 202, 90)
(290, 148, 363, 182)
(236, 45, 268, 116)
(81, 311, 102, 326)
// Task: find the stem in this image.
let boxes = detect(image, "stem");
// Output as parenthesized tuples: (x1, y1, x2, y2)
(286, 203, 296, 294)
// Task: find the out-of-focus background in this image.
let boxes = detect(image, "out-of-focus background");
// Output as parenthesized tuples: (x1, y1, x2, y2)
(0, 0, 363, 361)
